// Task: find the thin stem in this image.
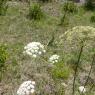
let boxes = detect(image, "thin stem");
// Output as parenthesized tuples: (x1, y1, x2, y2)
(0, 68, 3, 82)
(80, 53, 95, 95)
(59, 11, 67, 25)
(89, 83, 95, 91)
(72, 42, 84, 95)
(0, 71, 2, 82)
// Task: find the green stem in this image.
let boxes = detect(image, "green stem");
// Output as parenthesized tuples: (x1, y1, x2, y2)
(80, 53, 95, 95)
(72, 41, 84, 95)
(59, 11, 67, 25)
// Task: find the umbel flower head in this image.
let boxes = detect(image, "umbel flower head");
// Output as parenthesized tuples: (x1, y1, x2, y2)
(58, 26, 95, 64)
(79, 86, 86, 93)
(24, 42, 46, 58)
(59, 26, 95, 45)
(17, 81, 35, 95)
(49, 54, 60, 64)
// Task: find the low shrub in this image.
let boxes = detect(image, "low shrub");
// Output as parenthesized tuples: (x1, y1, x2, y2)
(62, 1, 77, 13)
(28, 3, 44, 20)
(0, 44, 8, 69)
(90, 14, 95, 22)
(84, 0, 94, 11)
(0, 0, 8, 16)
(51, 62, 70, 79)
(0, 44, 9, 81)
(59, 1, 77, 26)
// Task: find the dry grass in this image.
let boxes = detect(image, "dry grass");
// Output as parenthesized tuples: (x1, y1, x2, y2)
(0, 1, 95, 95)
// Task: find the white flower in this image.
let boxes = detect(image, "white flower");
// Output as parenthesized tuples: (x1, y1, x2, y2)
(49, 54, 60, 64)
(79, 86, 86, 93)
(31, 89, 35, 93)
(24, 42, 46, 58)
(43, 50, 46, 53)
(32, 81, 36, 85)
(38, 51, 42, 55)
(32, 54, 37, 58)
(17, 81, 35, 95)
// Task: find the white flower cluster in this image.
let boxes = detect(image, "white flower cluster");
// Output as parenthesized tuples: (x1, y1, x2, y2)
(79, 86, 86, 93)
(17, 81, 35, 95)
(24, 42, 46, 58)
(59, 26, 95, 45)
(49, 54, 60, 64)
(64, 26, 95, 40)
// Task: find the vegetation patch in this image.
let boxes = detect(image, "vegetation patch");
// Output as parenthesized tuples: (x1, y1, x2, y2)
(28, 3, 44, 20)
